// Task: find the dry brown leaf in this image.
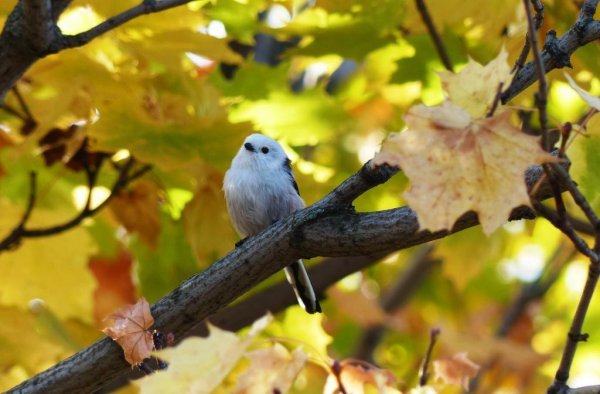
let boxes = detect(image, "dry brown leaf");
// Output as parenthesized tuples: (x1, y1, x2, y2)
(324, 359, 401, 394)
(564, 72, 600, 111)
(109, 180, 161, 248)
(102, 297, 154, 365)
(374, 102, 556, 234)
(433, 352, 480, 390)
(234, 343, 308, 394)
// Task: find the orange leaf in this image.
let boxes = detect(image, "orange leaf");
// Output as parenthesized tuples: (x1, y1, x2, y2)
(102, 298, 155, 365)
(109, 180, 161, 248)
(89, 250, 136, 324)
(433, 352, 480, 390)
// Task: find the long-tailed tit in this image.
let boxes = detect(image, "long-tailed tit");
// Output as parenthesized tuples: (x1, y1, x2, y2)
(223, 133, 321, 314)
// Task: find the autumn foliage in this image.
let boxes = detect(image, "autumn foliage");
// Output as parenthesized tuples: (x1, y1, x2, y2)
(2, 0, 600, 393)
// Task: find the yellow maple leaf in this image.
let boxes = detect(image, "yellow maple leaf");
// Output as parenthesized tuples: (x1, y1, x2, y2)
(439, 49, 511, 118)
(102, 298, 154, 366)
(234, 343, 308, 394)
(134, 314, 272, 394)
(373, 101, 555, 234)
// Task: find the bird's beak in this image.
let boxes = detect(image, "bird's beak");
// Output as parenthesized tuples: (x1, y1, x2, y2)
(244, 142, 255, 152)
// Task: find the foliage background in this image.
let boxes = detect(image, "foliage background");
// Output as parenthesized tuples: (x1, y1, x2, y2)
(0, 0, 599, 392)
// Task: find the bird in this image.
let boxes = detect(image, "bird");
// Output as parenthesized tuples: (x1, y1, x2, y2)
(223, 133, 322, 314)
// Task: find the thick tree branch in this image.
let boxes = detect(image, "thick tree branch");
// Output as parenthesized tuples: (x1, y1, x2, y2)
(7, 162, 561, 394)
(22, 0, 54, 53)
(502, 0, 600, 103)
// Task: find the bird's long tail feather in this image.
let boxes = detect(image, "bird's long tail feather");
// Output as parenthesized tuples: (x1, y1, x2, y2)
(284, 260, 322, 314)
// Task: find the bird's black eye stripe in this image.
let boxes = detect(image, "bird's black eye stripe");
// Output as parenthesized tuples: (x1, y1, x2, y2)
(261, 146, 269, 154)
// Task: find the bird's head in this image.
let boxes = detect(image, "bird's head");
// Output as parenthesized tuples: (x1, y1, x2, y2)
(231, 133, 289, 171)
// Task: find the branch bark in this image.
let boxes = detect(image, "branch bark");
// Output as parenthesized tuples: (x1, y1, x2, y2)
(502, 0, 600, 103)
(7, 162, 561, 394)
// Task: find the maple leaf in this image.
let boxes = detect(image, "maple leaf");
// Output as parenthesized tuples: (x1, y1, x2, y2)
(439, 49, 511, 118)
(373, 101, 556, 234)
(433, 352, 480, 390)
(102, 298, 154, 365)
(324, 359, 401, 394)
(134, 314, 273, 394)
(234, 343, 308, 394)
(564, 72, 600, 111)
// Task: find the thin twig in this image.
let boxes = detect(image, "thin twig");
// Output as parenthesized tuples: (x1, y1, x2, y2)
(0, 172, 37, 250)
(502, 0, 600, 104)
(414, 0, 453, 71)
(551, 164, 600, 229)
(419, 328, 440, 386)
(532, 201, 597, 261)
(61, 0, 198, 48)
(0, 158, 151, 251)
(11, 86, 37, 126)
(486, 82, 505, 117)
(549, 257, 600, 393)
(512, 0, 545, 73)
(523, 0, 551, 151)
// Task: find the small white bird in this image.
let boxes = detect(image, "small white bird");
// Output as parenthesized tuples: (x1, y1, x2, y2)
(223, 133, 321, 314)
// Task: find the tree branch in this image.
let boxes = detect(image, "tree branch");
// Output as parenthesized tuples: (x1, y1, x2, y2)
(60, 0, 197, 49)
(6, 162, 562, 394)
(22, 0, 55, 53)
(511, 0, 544, 73)
(502, 0, 600, 103)
(0, 158, 151, 252)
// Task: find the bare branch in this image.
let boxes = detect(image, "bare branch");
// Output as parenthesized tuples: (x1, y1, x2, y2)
(414, 0, 453, 71)
(502, 0, 600, 103)
(511, 0, 544, 73)
(523, 0, 551, 150)
(0, 158, 151, 252)
(419, 328, 441, 386)
(61, 0, 197, 49)
(549, 257, 600, 392)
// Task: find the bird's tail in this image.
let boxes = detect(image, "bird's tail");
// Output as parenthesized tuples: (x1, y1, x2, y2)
(284, 260, 322, 314)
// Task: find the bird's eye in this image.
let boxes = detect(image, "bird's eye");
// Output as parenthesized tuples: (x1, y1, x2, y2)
(261, 147, 269, 154)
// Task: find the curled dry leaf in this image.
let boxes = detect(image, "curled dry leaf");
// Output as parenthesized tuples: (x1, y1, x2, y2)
(564, 72, 600, 111)
(324, 359, 401, 394)
(234, 343, 308, 394)
(102, 297, 154, 365)
(433, 352, 480, 390)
